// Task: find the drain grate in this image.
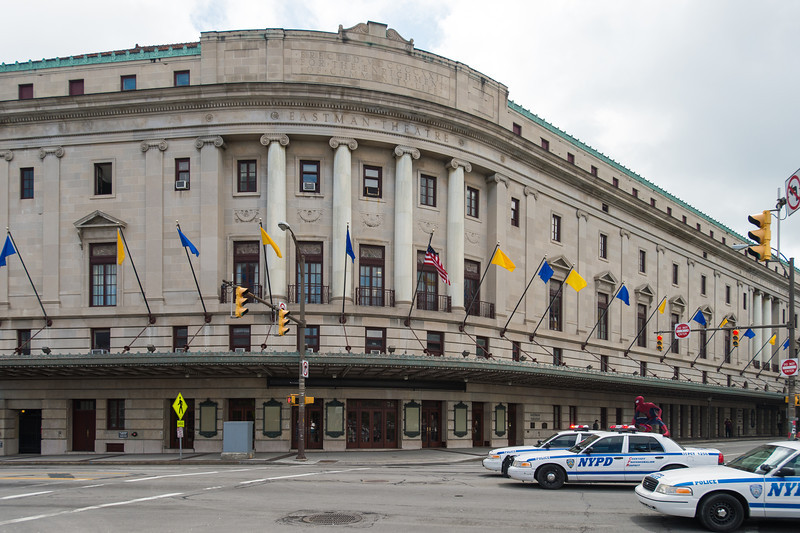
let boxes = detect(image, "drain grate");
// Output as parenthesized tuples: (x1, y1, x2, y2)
(303, 512, 362, 526)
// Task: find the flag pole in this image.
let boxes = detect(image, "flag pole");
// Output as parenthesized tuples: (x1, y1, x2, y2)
(6, 229, 50, 327)
(581, 282, 625, 350)
(406, 231, 434, 327)
(739, 336, 774, 375)
(119, 227, 154, 324)
(258, 219, 274, 319)
(756, 336, 788, 378)
(176, 221, 209, 323)
(500, 256, 545, 337)
(460, 243, 499, 332)
(529, 267, 571, 342)
(624, 296, 666, 356)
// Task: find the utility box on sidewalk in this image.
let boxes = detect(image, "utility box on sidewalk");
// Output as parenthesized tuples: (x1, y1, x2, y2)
(221, 421, 254, 459)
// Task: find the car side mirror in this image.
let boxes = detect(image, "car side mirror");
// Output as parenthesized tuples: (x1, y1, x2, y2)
(759, 463, 773, 473)
(537, 440, 543, 446)
(775, 466, 796, 477)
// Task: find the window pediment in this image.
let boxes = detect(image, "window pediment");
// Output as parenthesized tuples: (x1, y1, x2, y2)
(74, 210, 126, 247)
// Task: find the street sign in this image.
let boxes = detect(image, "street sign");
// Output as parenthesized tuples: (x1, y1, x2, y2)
(786, 170, 800, 216)
(177, 427, 184, 438)
(781, 358, 799, 377)
(279, 301, 287, 310)
(172, 393, 188, 420)
(674, 323, 691, 339)
(302, 360, 309, 378)
(177, 420, 185, 428)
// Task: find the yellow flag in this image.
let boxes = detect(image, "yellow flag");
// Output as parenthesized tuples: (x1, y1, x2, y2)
(565, 269, 586, 292)
(491, 248, 515, 272)
(769, 334, 776, 345)
(260, 227, 282, 258)
(658, 299, 666, 314)
(719, 317, 728, 328)
(116, 229, 125, 265)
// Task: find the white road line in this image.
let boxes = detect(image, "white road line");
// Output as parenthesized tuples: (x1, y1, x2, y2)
(239, 467, 370, 485)
(124, 471, 218, 482)
(0, 492, 182, 526)
(1, 491, 53, 500)
(79, 484, 106, 489)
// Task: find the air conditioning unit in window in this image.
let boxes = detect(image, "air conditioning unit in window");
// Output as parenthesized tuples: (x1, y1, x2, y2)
(302, 182, 317, 192)
(90, 349, 108, 355)
(175, 180, 189, 190)
(234, 347, 246, 353)
(365, 186, 380, 197)
(369, 349, 382, 355)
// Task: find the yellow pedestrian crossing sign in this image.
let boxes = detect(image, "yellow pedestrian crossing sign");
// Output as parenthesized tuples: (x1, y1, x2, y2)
(173, 393, 188, 420)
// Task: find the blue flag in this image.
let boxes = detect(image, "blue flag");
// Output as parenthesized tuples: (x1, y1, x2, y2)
(743, 328, 755, 339)
(616, 285, 630, 306)
(691, 310, 707, 326)
(783, 338, 790, 350)
(177, 228, 199, 257)
(345, 226, 355, 263)
(538, 260, 554, 283)
(0, 235, 16, 267)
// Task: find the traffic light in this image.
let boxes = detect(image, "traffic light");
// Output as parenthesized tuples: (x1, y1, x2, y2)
(732, 329, 739, 347)
(286, 394, 315, 405)
(278, 308, 291, 336)
(747, 210, 772, 261)
(785, 394, 800, 406)
(656, 335, 663, 351)
(234, 286, 249, 318)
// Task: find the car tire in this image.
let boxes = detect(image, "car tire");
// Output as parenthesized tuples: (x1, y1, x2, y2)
(697, 493, 744, 532)
(535, 464, 566, 490)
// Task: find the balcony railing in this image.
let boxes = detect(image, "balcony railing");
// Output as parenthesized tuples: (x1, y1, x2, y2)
(356, 287, 395, 307)
(416, 294, 452, 312)
(466, 300, 495, 319)
(288, 284, 330, 304)
(219, 283, 263, 303)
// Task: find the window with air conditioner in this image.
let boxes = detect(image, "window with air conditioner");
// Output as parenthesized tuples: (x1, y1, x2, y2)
(175, 180, 189, 190)
(363, 165, 382, 198)
(300, 160, 320, 193)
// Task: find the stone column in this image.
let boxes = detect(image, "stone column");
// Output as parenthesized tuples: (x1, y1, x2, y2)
(39, 146, 64, 304)
(261, 134, 290, 301)
(523, 187, 538, 325)
(140, 140, 168, 301)
(447, 158, 471, 310)
(194, 136, 226, 300)
(0, 150, 12, 307)
(393, 145, 419, 306)
(573, 209, 588, 333)
(330, 137, 357, 304)
(486, 173, 509, 319)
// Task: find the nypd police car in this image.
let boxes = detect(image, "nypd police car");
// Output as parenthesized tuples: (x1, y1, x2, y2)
(506, 425, 722, 489)
(635, 440, 800, 532)
(482, 426, 597, 475)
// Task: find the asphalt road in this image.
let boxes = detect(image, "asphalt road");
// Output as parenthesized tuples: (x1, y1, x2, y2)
(0, 439, 795, 532)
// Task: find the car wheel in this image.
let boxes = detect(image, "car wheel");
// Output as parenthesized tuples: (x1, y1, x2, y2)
(535, 464, 566, 490)
(697, 493, 744, 532)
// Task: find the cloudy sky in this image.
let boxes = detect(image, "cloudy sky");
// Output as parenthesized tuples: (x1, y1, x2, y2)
(4, 0, 799, 262)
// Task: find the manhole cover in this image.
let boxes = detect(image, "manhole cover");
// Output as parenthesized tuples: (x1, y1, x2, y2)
(279, 511, 380, 528)
(303, 512, 362, 526)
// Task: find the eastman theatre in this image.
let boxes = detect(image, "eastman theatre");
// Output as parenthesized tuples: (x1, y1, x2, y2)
(0, 22, 789, 455)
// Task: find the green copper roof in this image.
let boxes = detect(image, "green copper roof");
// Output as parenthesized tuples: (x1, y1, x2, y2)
(0, 44, 200, 73)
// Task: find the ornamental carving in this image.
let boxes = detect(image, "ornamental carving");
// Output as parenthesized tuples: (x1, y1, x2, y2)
(0, 150, 12, 161)
(140, 139, 168, 152)
(487, 173, 509, 187)
(38, 146, 64, 159)
(329, 137, 358, 151)
(393, 145, 420, 159)
(194, 136, 225, 150)
(298, 209, 323, 223)
(447, 158, 472, 173)
(234, 209, 260, 223)
(260, 134, 290, 147)
(361, 212, 383, 228)
(417, 221, 438, 235)
(465, 231, 481, 244)
(523, 186, 538, 199)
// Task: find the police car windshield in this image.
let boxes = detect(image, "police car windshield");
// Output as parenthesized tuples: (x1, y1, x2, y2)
(726, 444, 796, 473)
(540, 433, 563, 445)
(569, 434, 600, 453)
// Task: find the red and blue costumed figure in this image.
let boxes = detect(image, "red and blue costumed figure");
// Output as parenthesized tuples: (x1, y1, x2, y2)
(632, 396, 670, 437)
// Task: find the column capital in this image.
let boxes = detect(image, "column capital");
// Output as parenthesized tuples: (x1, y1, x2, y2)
(576, 209, 589, 221)
(38, 146, 64, 159)
(619, 228, 631, 239)
(447, 158, 472, 173)
(486, 173, 509, 187)
(657, 244, 666, 254)
(140, 139, 168, 152)
(394, 145, 420, 159)
(329, 137, 358, 151)
(194, 136, 226, 150)
(260, 134, 290, 147)
(523, 186, 538, 199)
(0, 150, 12, 161)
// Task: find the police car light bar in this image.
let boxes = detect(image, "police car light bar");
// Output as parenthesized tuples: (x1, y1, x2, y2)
(569, 424, 590, 430)
(609, 424, 638, 432)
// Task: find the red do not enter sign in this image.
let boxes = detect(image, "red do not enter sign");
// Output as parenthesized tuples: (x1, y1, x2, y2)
(674, 323, 691, 339)
(782, 359, 798, 377)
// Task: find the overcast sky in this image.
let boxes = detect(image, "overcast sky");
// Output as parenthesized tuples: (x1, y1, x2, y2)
(4, 0, 799, 263)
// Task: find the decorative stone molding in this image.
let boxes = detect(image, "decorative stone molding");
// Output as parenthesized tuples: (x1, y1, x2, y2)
(523, 186, 538, 199)
(417, 220, 439, 236)
(393, 145, 420, 159)
(465, 231, 481, 244)
(298, 209, 323, 223)
(38, 146, 64, 159)
(194, 136, 225, 150)
(594, 271, 618, 292)
(619, 229, 630, 239)
(329, 137, 358, 151)
(0, 150, 12, 161)
(73, 210, 126, 247)
(486, 173, 509, 187)
(656, 245, 666, 254)
(635, 283, 656, 303)
(576, 209, 588, 221)
(361, 212, 383, 228)
(447, 158, 472, 173)
(140, 139, 168, 152)
(260, 134, 289, 147)
(688, 259, 696, 267)
(234, 209, 259, 223)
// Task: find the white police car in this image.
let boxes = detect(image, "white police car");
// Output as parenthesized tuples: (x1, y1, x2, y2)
(482, 426, 597, 475)
(635, 440, 800, 532)
(506, 425, 722, 489)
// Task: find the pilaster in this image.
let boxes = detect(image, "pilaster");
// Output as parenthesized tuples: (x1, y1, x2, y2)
(39, 146, 64, 304)
(393, 145, 419, 306)
(447, 158, 471, 310)
(330, 137, 358, 304)
(195, 136, 226, 299)
(261, 134, 290, 301)
(140, 140, 168, 301)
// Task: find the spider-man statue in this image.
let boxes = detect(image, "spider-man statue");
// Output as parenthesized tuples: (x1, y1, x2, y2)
(632, 396, 670, 437)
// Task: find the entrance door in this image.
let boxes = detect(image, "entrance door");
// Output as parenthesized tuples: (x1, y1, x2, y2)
(508, 403, 518, 446)
(72, 400, 96, 452)
(229, 398, 255, 447)
(19, 409, 42, 454)
(346, 400, 398, 449)
(421, 400, 442, 448)
(292, 399, 324, 449)
(169, 398, 195, 449)
(472, 402, 484, 447)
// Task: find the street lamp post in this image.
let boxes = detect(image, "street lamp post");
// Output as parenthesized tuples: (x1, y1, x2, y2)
(279, 221, 307, 459)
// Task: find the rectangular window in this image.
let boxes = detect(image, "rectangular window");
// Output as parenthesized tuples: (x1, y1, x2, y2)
(599, 233, 608, 259)
(511, 197, 520, 227)
(90, 243, 117, 306)
(121, 75, 136, 91)
(416, 250, 441, 311)
(673, 367, 680, 380)
(597, 293, 609, 340)
(19, 83, 33, 99)
(512, 341, 521, 362)
(365, 328, 386, 354)
(590, 165, 598, 176)
(175, 158, 190, 190)
(667, 206, 673, 216)
(297, 242, 324, 304)
(553, 347, 563, 366)
(174, 70, 190, 86)
(553, 405, 562, 430)
(699, 327, 707, 359)
(464, 259, 481, 317)
(541, 138, 550, 151)
(701, 275, 707, 296)
(466, 186, 479, 218)
(670, 313, 680, 354)
(637, 304, 647, 348)
(420, 174, 436, 207)
(600, 354, 609, 372)
(234, 241, 260, 297)
(512, 123, 521, 136)
(363, 165, 382, 198)
(567, 152, 575, 164)
(640, 361, 647, 377)
(650, 198, 656, 207)
(20, 167, 34, 199)
(69, 79, 84, 96)
(602, 203, 609, 213)
(229, 325, 251, 352)
(303, 325, 320, 353)
(632, 188, 639, 198)
(358, 245, 385, 306)
(743, 293, 746, 309)
(682, 215, 687, 224)
(726, 285, 732, 305)
(426, 331, 444, 356)
(569, 406, 578, 426)
(724, 329, 732, 363)
(237, 160, 257, 193)
(476, 336, 489, 358)
(94, 162, 113, 195)
(92, 328, 111, 351)
(17, 329, 31, 355)
(612, 177, 619, 188)
(173, 326, 188, 352)
(107, 399, 125, 430)
(551, 214, 562, 242)
(300, 160, 320, 193)
(549, 280, 563, 331)
(672, 263, 679, 285)
(639, 250, 647, 273)
(696, 223, 701, 231)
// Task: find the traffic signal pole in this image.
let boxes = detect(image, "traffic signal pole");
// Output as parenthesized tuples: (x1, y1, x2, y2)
(789, 257, 797, 439)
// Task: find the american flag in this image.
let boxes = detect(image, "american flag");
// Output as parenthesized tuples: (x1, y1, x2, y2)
(424, 245, 450, 285)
